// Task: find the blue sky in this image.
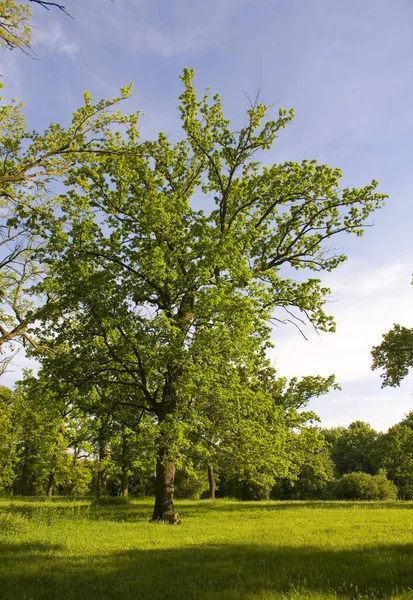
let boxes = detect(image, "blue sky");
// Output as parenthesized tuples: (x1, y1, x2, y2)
(1, 0, 412, 431)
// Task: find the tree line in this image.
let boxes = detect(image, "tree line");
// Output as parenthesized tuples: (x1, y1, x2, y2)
(1, 381, 412, 502)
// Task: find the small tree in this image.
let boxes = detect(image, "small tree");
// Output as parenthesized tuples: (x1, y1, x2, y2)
(372, 275, 412, 387)
(293, 450, 336, 500)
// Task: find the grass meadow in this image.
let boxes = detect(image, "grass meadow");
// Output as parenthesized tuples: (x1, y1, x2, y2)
(0, 498, 412, 600)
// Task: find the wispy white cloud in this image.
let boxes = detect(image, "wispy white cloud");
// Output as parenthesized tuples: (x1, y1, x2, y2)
(81, 0, 252, 57)
(313, 388, 413, 432)
(271, 259, 412, 384)
(131, 24, 215, 57)
(31, 21, 79, 59)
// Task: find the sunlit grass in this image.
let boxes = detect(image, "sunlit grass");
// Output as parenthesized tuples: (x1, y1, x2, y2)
(0, 497, 412, 599)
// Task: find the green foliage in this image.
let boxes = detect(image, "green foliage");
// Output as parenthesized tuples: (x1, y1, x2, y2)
(174, 469, 209, 500)
(332, 472, 397, 501)
(0, 1, 31, 54)
(326, 421, 381, 476)
(67, 461, 93, 497)
(292, 450, 336, 500)
(374, 471, 398, 501)
(379, 414, 413, 499)
(0, 374, 96, 497)
(372, 324, 413, 387)
(219, 477, 274, 500)
(0, 81, 135, 367)
(333, 473, 379, 500)
(0, 386, 19, 491)
(0, 0, 103, 57)
(12, 378, 72, 495)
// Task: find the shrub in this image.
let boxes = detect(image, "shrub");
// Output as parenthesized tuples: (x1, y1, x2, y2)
(373, 472, 398, 500)
(333, 472, 379, 500)
(332, 472, 397, 500)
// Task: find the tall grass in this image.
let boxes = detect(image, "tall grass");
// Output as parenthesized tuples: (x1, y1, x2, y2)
(0, 498, 412, 599)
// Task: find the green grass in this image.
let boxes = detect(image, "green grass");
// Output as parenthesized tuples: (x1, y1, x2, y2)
(0, 498, 412, 600)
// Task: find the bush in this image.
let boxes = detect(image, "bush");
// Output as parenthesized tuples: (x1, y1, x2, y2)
(332, 472, 397, 500)
(333, 473, 378, 500)
(373, 472, 398, 500)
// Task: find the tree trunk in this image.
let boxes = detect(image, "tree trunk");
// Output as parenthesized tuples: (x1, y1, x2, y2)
(96, 439, 108, 497)
(151, 365, 181, 522)
(46, 468, 55, 497)
(207, 464, 216, 499)
(72, 447, 79, 468)
(19, 444, 32, 495)
(120, 429, 130, 497)
(120, 470, 129, 497)
(46, 423, 64, 497)
(152, 444, 176, 521)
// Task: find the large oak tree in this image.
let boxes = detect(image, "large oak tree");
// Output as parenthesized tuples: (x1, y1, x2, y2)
(32, 70, 386, 521)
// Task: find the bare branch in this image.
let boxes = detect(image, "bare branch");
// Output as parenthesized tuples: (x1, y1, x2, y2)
(28, 0, 73, 18)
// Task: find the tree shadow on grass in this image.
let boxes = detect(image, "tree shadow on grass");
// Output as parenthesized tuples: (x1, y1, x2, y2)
(0, 540, 63, 556)
(1, 502, 151, 523)
(0, 539, 412, 600)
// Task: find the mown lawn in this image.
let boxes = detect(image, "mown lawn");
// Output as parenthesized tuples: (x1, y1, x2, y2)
(0, 497, 412, 600)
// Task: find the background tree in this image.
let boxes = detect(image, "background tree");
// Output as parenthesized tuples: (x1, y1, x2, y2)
(327, 421, 381, 477)
(379, 413, 413, 499)
(0, 83, 135, 373)
(372, 324, 413, 387)
(274, 447, 336, 501)
(11, 376, 70, 495)
(0, 385, 21, 492)
(7, 372, 96, 496)
(212, 372, 335, 500)
(372, 275, 412, 387)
